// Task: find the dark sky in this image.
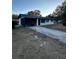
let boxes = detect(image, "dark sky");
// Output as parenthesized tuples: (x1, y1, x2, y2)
(12, 0, 64, 16)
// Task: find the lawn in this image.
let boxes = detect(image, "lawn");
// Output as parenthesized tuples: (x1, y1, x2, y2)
(41, 24, 66, 32)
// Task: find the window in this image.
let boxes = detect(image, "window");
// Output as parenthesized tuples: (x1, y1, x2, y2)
(46, 19, 49, 22)
(41, 20, 45, 23)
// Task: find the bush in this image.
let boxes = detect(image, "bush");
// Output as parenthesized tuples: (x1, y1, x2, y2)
(12, 21, 18, 29)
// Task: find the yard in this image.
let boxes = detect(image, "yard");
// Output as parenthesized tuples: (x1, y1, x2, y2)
(41, 24, 66, 32)
(12, 27, 66, 59)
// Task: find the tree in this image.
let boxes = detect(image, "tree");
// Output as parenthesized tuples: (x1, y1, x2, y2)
(47, 1, 66, 25)
(26, 10, 42, 17)
(46, 14, 53, 18)
(53, 1, 66, 18)
(12, 14, 19, 19)
(57, 1, 66, 26)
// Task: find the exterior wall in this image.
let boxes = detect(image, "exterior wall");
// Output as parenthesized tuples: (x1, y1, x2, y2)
(19, 18, 21, 25)
(19, 17, 24, 25)
(19, 17, 54, 26)
(40, 19, 54, 25)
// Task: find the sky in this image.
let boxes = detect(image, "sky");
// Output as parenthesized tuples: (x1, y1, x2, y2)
(12, 0, 64, 16)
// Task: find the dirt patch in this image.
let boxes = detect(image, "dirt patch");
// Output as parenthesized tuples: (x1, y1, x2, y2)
(12, 27, 66, 59)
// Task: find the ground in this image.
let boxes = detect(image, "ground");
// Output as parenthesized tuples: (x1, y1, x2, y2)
(41, 24, 66, 32)
(12, 27, 66, 59)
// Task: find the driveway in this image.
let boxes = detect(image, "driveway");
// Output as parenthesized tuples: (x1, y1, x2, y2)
(30, 26, 66, 44)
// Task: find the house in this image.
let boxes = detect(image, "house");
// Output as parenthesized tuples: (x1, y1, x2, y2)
(18, 14, 56, 27)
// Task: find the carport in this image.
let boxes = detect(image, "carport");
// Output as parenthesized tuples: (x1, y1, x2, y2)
(20, 17, 40, 26)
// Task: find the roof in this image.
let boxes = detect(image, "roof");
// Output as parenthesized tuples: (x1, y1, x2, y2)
(18, 14, 56, 20)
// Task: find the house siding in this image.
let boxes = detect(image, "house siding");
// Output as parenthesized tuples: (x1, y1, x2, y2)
(40, 19, 54, 25)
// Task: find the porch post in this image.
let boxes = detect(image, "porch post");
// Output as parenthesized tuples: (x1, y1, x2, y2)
(36, 18, 39, 26)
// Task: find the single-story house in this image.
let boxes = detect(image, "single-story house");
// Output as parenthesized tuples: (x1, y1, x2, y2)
(18, 14, 56, 27)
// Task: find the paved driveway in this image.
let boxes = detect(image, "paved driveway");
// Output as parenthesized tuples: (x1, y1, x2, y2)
(30, 26, 66, 44)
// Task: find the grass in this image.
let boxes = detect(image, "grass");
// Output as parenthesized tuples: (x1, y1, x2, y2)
(41, 24, 66, 32)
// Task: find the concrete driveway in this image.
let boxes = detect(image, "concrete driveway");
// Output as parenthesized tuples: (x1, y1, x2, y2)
(30, 26, 66, 44)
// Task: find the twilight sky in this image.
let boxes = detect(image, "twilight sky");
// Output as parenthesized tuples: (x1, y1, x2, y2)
(12, 0, 64, 16)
